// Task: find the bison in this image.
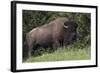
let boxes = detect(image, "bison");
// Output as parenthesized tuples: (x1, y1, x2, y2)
(23, 17, 78, 59)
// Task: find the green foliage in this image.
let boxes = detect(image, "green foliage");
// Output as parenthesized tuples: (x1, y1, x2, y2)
(25, 46, 91, 62)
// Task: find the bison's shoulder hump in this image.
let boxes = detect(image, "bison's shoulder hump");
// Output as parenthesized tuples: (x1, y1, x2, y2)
(55, 17, 69, 21)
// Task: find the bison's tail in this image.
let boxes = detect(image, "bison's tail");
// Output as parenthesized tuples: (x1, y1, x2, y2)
(23, 40, 28, 61)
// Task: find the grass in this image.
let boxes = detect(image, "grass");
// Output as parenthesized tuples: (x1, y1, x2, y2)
(24, 46, 91, 63)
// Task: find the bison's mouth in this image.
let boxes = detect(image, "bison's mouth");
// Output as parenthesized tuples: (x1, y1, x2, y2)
(72, 34, 77, 41)
(68, 33, 77, 44)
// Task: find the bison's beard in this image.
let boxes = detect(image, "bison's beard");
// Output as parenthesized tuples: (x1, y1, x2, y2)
(64, 32, 77, 45)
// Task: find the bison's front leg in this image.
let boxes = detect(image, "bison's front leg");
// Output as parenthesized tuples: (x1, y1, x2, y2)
(52, 41, 60, 51)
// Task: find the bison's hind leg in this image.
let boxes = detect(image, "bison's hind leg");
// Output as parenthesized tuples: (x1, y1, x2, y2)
(27, 41, 34, 58)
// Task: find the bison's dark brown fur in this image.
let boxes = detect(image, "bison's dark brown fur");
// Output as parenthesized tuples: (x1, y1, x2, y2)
(23, 17, 78, 59)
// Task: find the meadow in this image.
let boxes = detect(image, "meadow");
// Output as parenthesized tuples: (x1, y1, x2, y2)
(25, 45, 91, 62)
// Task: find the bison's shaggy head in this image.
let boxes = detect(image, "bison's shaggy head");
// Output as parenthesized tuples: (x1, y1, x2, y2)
(63, 21, 78, 44)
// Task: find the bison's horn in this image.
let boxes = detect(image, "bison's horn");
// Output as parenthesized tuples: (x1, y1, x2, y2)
(64, 25, 69, 28)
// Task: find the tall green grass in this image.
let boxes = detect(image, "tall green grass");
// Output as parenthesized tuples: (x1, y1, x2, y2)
(25, 46, 91, 63)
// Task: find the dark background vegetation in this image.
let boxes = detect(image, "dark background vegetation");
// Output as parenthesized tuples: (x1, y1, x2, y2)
(22, 10, 91, 57)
